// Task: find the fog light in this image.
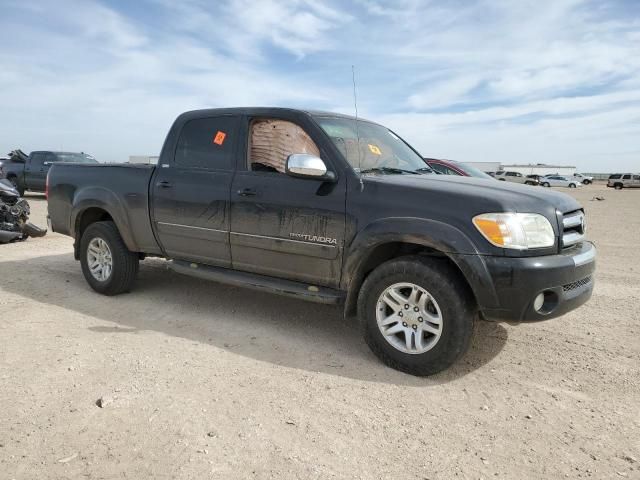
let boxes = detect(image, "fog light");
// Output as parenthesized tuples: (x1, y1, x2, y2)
(533, 293, 545, 312)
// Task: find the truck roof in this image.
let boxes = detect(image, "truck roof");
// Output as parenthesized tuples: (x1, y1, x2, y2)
(177, 107, 376, 125)
(30, 151, 90, 155)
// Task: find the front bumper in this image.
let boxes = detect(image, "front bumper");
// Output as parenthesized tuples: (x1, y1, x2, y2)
(479, 242, 596, 323)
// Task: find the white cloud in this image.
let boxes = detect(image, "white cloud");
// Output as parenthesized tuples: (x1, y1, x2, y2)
(0, 0, 638, 170)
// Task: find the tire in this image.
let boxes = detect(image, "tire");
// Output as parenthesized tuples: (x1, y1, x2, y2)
(542, 182, 550, 187)
(80, 221, 139, 295)
(498, 178, 506, 181)
(583, 180, 591, 185)
(525, 181, 533, 185)
(614, 183, 623, 190)
(358, 256, 476, 376)
(569, 183, 576, 188)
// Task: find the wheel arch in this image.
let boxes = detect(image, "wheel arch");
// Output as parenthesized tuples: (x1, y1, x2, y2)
(341, 218, 499, 317)
(71, 187, 140, 259)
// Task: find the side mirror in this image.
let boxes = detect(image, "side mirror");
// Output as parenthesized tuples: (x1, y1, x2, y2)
(285, 154, 335, 181)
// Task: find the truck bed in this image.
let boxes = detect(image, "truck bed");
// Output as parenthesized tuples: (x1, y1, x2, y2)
(47, 163, 161, 255)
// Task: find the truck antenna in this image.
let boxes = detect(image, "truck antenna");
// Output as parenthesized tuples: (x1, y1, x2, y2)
(352, 65, 364, 190)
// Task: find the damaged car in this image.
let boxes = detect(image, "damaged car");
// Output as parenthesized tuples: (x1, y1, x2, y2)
(0, 178, 47, 243)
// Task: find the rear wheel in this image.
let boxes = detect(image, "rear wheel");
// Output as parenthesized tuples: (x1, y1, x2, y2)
(358, 256, 475, 376)
(80, 221, 139, 295)
(542, 182, 550, 187)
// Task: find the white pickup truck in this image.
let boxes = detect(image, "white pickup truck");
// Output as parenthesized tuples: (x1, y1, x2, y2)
(571, 173, 593, 185)
(494, 171, 539, 185)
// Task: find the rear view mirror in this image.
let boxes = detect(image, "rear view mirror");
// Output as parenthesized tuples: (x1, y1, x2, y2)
(286, 154, 335, 181)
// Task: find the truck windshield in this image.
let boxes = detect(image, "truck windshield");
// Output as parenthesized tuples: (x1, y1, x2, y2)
(315, 116, 432, 174)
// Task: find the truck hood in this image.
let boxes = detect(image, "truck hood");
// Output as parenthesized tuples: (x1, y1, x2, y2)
(363, 174, 581, 215)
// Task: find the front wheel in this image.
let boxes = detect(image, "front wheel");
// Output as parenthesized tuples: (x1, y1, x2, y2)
(80, 221, 139, 295)
(542, 182, 550, 187)
(583, 180, 591, 185)
(614, 183, 623, 190)
(358, 256, 475, 376)
(569, 183, 576, 188)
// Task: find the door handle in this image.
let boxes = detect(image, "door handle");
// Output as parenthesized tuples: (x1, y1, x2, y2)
(156, 181, 172, 189)
(237, 188, 257, 197)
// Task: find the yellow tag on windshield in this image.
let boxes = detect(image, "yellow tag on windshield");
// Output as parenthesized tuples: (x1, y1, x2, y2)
(368, 144, 381, 155)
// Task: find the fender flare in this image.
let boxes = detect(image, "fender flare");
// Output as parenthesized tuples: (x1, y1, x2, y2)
(71, 186, 140, 253)
(342, 217, 500, 313)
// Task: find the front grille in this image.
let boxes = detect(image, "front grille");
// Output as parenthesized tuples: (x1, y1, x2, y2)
(561, 210, 585, 248)
(563, 276, 592, 292)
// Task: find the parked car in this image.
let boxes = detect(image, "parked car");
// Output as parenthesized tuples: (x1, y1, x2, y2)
(571, 173, 593, 185)
(607, 173, 640, 189)
(494, 171, 539, 185)
(424, 158, 494, 179)
(47, 107, 595, 376)
(540, 176, 582, 188)
(0, 150, 97, 195)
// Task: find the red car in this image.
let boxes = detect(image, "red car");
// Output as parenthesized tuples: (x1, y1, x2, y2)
(424, 158, 494, 179)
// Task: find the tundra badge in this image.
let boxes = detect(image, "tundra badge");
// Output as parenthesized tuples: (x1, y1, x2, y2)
(289, 233, 337, 245)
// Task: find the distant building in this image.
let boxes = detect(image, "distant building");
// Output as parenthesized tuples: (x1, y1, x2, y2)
(501, 164, 576, 177)
(128, 155, 159, 164)
(463, 161, 501, 173)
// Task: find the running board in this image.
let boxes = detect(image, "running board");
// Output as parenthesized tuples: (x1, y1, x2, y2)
(168, 260, 345, 305)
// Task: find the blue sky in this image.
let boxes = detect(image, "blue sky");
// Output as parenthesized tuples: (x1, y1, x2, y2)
(1, 0, 639, 170)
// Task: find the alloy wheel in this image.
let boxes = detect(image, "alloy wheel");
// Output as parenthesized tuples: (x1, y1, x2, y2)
(376, 282, 443, 354)
(87, 237, 113, 281)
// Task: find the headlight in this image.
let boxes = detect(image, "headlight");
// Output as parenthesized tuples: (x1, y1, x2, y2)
(472, 213, 555, 249)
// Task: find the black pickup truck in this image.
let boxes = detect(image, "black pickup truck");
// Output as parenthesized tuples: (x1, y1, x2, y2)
(47, 108, 596, 376)
(0, 150, 97, 195)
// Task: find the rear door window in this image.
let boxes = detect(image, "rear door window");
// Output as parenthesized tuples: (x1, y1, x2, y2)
(29, 153, 46, 168)
(175, 116, 239, 170)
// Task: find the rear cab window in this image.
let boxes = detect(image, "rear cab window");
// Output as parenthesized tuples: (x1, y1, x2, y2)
(175, 116, 239, 170)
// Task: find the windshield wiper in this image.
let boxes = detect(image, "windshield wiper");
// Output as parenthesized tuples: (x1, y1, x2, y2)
(359, 167, 420, 175)
(414, 167, 435, 174)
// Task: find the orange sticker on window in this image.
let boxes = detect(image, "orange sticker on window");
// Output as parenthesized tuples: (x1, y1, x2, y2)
(213, 131, 226, 145)
(368, 144, 381, 155)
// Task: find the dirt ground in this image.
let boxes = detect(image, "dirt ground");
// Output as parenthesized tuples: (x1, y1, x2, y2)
(0, 183, 638, 479)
